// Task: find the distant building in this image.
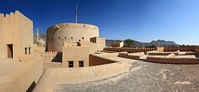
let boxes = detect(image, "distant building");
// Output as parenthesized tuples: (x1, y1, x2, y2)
(111, 41, 124, 47)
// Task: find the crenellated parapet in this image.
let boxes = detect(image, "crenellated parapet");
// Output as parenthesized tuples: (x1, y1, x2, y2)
(0, 10, 33, 60)
(103, 47, 156, 53)
(64, 41, 78, 47)
(163, 46, 197, 52)
(40, 51, 58, 58)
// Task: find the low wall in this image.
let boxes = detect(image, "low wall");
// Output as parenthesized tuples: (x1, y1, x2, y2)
(148, 52, 177, 55)
(89, 54, 118, 66)
(165, 53, 175, 58)
(103, 47, 156, 53)
(40, 52, 57, 58)
(118, 52, 144, 60)
(32, 68, 56, 92)
(0, 57, 43, 92)
(33, 62, 129, 92)
(43, 62, 62, 70)
(146, 57, 199, 64)
(18, 55, 35, 62)
(93, 53, 119, 58)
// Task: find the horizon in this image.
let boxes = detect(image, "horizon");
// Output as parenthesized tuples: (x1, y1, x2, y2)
(0, 0, 199, 45)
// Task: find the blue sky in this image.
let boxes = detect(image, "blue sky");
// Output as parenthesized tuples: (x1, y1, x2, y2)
(0, 0, 199, 45)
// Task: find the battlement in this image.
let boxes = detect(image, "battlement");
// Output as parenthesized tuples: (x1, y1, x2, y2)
(0, 10, 32, 23)
(53, 23, 98, 28)
(64, 41, 78, 46)
(103, 47, 156, 53)
(40, 52, 58, 58)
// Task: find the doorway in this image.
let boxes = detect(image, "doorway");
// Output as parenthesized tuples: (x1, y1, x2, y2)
(7, 44, 13, 58)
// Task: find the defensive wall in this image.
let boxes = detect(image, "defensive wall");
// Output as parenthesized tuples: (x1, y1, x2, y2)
(163, 46, 199, 52)
(89, 54, 118, 66)
(0, 57, 43, 92)
(118, 52, 145, 60)
(146, 56, 199, 64)
(46, 23, 99, 52)
(0, 10, 33, 60)
(33, 56, 129, 92)
(117, 52, 199, 64)
(103, 47, 156, 53)
(104, 46, 199, 53)
(39, 52, 58, 58)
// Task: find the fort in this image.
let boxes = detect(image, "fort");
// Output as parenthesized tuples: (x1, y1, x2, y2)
(0, 10, 199, 92)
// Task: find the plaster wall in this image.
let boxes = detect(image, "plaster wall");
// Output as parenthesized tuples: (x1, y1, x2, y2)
(92, 53, 119, 58)
(0, 57, 43, 92)
(165, 53, 175, 58)
(0, 11, 33, 60)
(18, 55, 34, 62)
(146, 57, 199, 64)
(118, 52, 143, 60)
(90, 37, 106, 51)
(164, 46, 196, 52)
(104, 47, 156, 53)
(33, 62, 129, 92)
(156, 46, 164, 52)
(89, 54, 116, 66)
(195, 46, 199, 53)
(111, 41, 124, 47)
(80, 42, 97, 54)
(62, 46, 89, 67)
(46, 23, 99, 52)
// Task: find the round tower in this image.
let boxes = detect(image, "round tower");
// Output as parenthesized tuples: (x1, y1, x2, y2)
(46, 23, 99, 52)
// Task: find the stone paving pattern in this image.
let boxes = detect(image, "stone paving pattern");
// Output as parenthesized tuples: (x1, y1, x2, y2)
(55, 57, 199, 92)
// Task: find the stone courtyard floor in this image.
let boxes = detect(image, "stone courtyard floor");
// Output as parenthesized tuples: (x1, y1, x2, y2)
(55, 57, 199, 92)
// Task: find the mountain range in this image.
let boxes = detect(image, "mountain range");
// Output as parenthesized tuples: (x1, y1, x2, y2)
(34, 33, 178, 47)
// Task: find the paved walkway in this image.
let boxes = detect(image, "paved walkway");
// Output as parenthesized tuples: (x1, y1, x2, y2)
(55, 57, 199, 92)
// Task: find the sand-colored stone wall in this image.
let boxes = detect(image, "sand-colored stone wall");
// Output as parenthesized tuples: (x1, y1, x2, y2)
(104, 47, 156, 53)
(146, 57, 199, 64)
(39, 52, 57, 58)
(163, 46, 196, 52)
(156, 46, 164, 52)
(89, 54, 117, 66)
(0, 11, 33, 60)
(195, 46, 199, 53)
(33, 62, 129, 92)
(0, 57, 43, 92)
(92, 53, 119, 58)
(90, 37, 106, 51)
(18, 55, 35, 62)
(80, 42, 97, 54)
(62, 46, 89, 67)
(118, 52, 144, 60)
(46, 23, 99, 52)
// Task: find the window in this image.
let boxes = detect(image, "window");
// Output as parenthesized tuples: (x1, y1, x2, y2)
(52, 38, 53, 40)
(58, 37, 60, 39)
(25, 48, 27, 54)
(68, 61, 73, 67)
(29, 47, 31, 55)
(79, 61, 84, 67)
(71, 37, 73, 39)
(82, 37, 84, 39)
(65, 37, 66, 39)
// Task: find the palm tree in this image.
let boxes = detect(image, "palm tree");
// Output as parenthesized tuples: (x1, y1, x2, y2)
(123, 39, 135, 48)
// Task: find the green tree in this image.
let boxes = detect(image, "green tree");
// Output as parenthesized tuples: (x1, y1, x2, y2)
(123, 39, 135, 48)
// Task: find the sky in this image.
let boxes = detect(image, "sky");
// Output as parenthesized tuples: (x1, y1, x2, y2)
(0, 0, 199, 45)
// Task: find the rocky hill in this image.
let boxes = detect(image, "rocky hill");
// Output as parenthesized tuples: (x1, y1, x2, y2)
(33, 33, 178, 47)
(106, 39, 178, 47)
